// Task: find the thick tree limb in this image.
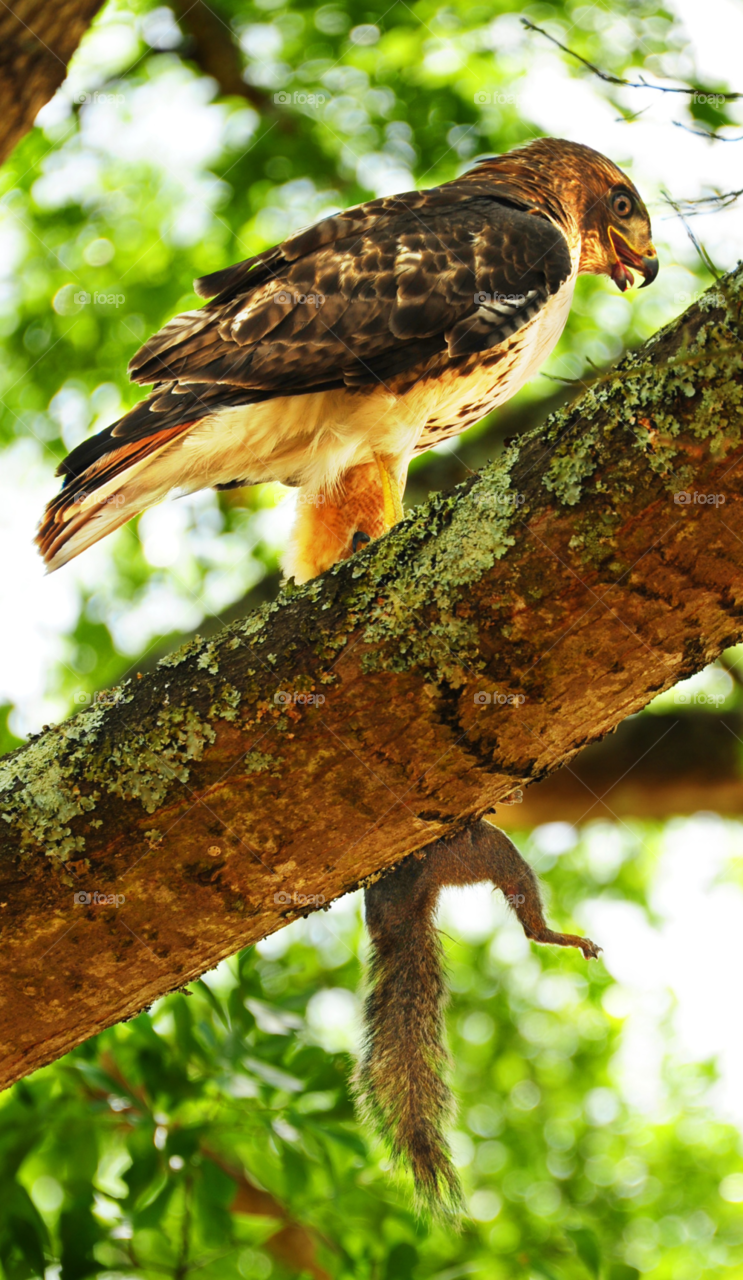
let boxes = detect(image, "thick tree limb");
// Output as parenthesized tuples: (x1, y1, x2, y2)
(496, 709, 743, 829)
(3, 270, 743, 1091)
(0, 0, 105, 165)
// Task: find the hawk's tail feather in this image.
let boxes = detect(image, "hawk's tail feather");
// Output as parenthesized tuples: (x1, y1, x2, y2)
(37, 420, 198, 571)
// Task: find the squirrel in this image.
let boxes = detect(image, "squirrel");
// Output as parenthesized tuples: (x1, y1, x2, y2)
(353, 820, 601, 1214)
(280, 475, 603, 1211)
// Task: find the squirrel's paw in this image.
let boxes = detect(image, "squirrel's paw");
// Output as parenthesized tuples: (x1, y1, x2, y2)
(523, 923, 602, 961)
(573, 935, 602, 961)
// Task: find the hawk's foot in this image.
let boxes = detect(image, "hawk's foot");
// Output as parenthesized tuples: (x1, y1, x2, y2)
(352, 530, 371, 553)
(374, 453, 405, 529)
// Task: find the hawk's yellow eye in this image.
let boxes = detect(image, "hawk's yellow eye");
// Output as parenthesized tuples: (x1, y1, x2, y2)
(612, 192, 633, 218)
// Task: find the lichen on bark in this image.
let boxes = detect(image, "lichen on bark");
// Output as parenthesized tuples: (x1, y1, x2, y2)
(3, 270, 743, 1090)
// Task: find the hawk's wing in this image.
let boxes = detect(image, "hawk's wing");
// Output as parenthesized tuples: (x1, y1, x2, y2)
(56, 188, 571, 485)
(129, 193, 571, 395)
(40, 186, 573, 569)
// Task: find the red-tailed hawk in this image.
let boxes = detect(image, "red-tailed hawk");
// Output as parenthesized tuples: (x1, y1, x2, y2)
(37, 138, 657, 579)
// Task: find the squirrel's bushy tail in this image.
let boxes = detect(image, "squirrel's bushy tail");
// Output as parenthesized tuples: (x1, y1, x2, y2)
(353, 822, 602, 1215)
(354, 856, 462, 1215)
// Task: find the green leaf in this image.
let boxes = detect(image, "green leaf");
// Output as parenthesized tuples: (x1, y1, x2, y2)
(530, 1262, 564, 1280)
(167, 1126, 205, 1161)
(0, 704, 23, 755)
(302, 1120, 367, 1157)
(0, 1182, 49, 1279)
(8, 1216, 46, 1278)
(59, 1200, 102, 1280)
(567, 1228, 602, 1278)
(280, 1145, 308, 1198)
(123, 1129, 160, 1210)
(134, 1179, 176, 1229)
(384, 1243, 419, 1279)
(195, 979, 230, 1028)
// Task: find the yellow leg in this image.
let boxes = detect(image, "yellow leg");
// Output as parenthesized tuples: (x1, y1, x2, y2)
(375, 454, 404, 530)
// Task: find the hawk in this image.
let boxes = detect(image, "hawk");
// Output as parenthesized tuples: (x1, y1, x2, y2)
(37, 138, 658, 580)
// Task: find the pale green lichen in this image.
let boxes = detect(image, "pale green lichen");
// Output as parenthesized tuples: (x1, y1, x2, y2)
(3, 269, 743, 865)
(159, 638, 203, 668)
(98, 706, 217, 812)
(0, 700, 220, 861)
(209, 684, 242, 722)
(196, 642, 220, 674)
(542, 426, 600, 504)
(352, 445, 526, 679)
(538, 270, 743, 506)
(242, 750, 283, 776)
(0, 731, 98, 862)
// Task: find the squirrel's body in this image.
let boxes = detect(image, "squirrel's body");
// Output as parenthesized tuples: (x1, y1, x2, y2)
(355, 821, 601, 1213)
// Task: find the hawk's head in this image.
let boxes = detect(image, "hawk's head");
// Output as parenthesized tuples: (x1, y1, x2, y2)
(471, 138, 658, 292)
(567, 148, 659, 292)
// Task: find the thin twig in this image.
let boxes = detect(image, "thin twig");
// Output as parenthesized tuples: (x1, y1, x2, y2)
(672, 120, 743, 143)
(666, 187, 743, 218)
(661, 191, 722, 279)
(616, 104, 652, 124)
(676, 188, 743, 212)
(521, 19, 741, 101)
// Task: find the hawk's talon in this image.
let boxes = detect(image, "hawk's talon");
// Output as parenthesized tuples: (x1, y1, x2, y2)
(352, 530, 371, 553)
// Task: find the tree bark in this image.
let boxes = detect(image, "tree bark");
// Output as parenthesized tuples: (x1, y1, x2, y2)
(2, 270, 743, 1091)
(0, 0, 105, 165)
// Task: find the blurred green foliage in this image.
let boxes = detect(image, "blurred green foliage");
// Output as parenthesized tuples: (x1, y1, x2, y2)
(3, 2, 743, 1277)
(4, 826, 743, 1278)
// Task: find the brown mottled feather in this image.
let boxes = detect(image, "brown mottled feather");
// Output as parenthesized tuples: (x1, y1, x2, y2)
(36, 138, 654, 570)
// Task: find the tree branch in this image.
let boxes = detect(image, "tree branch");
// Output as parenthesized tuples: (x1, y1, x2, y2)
(496, 709, 743, 829)
(0, 0, 105, 165)
(521, 19, 741, 101)
(170, 0, 277, 114)
(3, 269, 743, 1090)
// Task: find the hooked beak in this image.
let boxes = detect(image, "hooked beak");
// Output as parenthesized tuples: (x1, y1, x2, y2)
(609, 226, 659, 291)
